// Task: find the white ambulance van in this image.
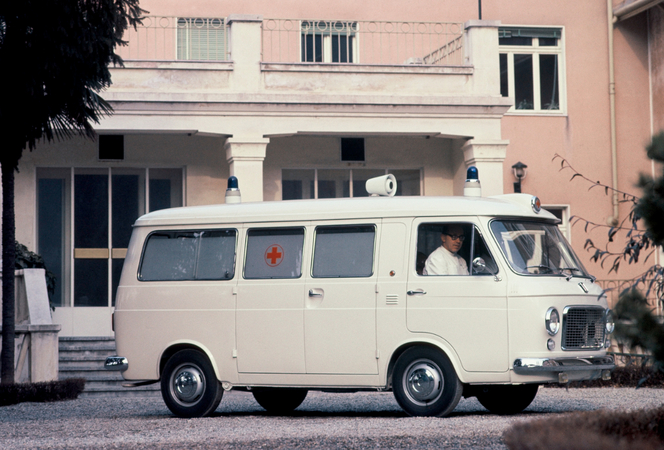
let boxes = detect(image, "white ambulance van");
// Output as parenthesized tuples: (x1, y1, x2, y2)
(106, 172, 614, 418)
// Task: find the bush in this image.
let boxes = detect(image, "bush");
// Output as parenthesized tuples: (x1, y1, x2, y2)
(544, 365, 664, 389)
(504, 407, 664, 450)
(0, 378, 85, 406)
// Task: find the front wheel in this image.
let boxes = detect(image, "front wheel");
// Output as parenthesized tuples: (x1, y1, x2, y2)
(392, 347, 462, 417)
(252, 388, 308, 414)
(161, 349, 223, 418)
(476, 384, 539, 415)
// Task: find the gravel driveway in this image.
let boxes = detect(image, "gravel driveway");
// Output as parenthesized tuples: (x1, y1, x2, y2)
(2, 388, 663, 449)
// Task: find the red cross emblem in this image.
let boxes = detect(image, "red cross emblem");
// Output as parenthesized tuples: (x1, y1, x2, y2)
(264, 244, 284, 267)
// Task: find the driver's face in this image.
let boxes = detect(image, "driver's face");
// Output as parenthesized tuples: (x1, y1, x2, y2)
(441, 225, 465, 254)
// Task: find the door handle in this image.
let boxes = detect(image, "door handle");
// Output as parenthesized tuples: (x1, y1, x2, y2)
(407, 289, 426, 296)
(309, 288, 324, 297)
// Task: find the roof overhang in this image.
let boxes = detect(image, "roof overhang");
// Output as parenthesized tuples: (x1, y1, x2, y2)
(613, 0, 664, 22)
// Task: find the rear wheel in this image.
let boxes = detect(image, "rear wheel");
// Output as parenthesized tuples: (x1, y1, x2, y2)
(476, 384, 539, 415)
(392, 347, 462, 417)
(161, 349, 223, 418)
(252, 388, 308, 414)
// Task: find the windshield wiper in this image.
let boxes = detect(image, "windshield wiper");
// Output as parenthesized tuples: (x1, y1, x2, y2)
(559, 267, 581, 280)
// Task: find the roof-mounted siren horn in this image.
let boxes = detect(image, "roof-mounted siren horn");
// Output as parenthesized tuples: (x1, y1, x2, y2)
(365, 174, 397, 197)
(225, 176, 241, 204)
(464, 166, 481, 197)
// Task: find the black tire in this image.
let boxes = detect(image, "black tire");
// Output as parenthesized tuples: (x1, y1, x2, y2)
(476, 384, 539, 415)
(161, 349, 223, 418)
(392, 347, 462, 417)
(252, 388, 308, 414)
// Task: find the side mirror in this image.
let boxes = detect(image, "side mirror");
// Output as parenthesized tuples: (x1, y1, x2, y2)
(472, 257, 487, 272)
(472, 257, 501, 282)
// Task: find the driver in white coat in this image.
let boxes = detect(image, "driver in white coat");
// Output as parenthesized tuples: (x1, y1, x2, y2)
(423, 224, 469, 276)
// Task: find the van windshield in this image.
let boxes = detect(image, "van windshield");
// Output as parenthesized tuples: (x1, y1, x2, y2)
(490, 220, 590, 278)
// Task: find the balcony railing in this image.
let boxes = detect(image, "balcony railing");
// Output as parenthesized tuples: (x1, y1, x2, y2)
(115, 16, 464, 66)
(116, 16, 228, 62)
(262, 19, 464, 66)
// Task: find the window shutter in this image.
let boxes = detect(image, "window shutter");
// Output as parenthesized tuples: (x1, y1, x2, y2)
(499, 27, 561, 39)
(177, 18, 227, 61)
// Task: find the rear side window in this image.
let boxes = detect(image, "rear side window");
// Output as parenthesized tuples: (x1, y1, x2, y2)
(139, 229, 236, 281)
(313, 225, 375, 278)
(244, 228, 305, 279)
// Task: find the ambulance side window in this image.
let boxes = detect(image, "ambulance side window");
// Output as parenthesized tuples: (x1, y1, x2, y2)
(416, 223, 497, 276)
(244, 228, 305, 279)
(139, 229, 237, 281)
(312, 225, 375, 278)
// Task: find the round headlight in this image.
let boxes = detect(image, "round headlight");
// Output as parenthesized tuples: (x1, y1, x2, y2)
(605, 309, 615, 334)
(545, 307, 560, 336)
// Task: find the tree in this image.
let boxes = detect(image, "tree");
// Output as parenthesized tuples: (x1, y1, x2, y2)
(554, 132, 664, 370)
(0, 0, 145, 384)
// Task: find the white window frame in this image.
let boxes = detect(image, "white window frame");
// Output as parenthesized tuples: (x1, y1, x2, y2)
(300, 20, 359, 63)
(281, 168, 423, 199)
(499, 26, 567, 115)
(543, 204, 571, 242)
(177, 18, 227, 61)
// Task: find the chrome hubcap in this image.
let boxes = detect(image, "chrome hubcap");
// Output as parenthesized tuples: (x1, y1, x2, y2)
(404, 360, 443, 405)
(171, 365, 205, 405)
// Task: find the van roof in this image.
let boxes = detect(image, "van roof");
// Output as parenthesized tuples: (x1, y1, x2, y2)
(134, 194, 558, 227)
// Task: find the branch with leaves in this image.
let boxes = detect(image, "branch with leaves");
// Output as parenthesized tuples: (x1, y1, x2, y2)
(552, 153, 655, 274)
(555, 133, 664, 369)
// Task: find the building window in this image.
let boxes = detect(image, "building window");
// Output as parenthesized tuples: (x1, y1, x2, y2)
(177, 18, 227, 61)
(281, 168, 421, 200)
(341, 138, 365, 161)
(301, 21, 357, 63)
(99, 135, 124, 160)
(499, 27, 564, 113)
(543, 205, 571, 242)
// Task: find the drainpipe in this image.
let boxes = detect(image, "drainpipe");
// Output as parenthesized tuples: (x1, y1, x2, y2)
(607, 0, 620, 227)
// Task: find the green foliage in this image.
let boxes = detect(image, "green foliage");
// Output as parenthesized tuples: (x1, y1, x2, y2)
(505, 407, 664, 450)
(0, 0, 145, 385)
(554, 132, 664, 369)
(635, 133, 664, 248)
(0, 0, 146, 166)
(15, 241, 56, 300)
(0, 378, 85, 406)
(615, 289, 664, 371)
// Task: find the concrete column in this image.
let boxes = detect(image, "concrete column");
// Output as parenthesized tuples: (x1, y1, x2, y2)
(227, 14, 263, 93)
(464, 20, 502, 96)
(462, 140, 509, 196)
(225, 137, 270, 202)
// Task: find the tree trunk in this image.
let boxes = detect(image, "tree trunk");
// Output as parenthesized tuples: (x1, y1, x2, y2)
(1, 160, 16, 384)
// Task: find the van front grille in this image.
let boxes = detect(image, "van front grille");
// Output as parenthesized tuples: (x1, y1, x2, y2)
(561, 307, 606, 350)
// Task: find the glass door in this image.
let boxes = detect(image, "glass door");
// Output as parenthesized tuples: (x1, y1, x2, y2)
(73, 169, 110, 307)
(39, 167, 183, 336)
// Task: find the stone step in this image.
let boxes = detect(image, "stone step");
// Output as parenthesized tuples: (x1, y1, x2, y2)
(58, 336, 157, 398)
(59, 342, 116, 352)
(59, 368, 124, 379)
(79, 385, 161, 398)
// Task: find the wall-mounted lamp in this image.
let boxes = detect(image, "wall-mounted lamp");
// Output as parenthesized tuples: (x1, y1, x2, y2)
(511, 161, 528, 193)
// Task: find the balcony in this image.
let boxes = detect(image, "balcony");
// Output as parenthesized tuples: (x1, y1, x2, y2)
(116, 16, 463, 66)
(108, 15, 502, 101)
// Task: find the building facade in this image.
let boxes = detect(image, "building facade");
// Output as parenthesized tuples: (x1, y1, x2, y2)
(5, 0, 662, 336)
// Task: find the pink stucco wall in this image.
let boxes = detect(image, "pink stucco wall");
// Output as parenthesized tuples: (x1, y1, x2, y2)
(135, 0, 657, 281)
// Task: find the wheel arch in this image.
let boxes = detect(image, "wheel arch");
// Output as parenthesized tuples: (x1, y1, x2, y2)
(159, 341, 221, 381)
(386, 339, 465, 389)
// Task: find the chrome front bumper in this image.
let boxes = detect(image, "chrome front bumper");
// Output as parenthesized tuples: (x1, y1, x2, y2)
(513, 355, 614, 375)
(104, 356, 128, 372)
